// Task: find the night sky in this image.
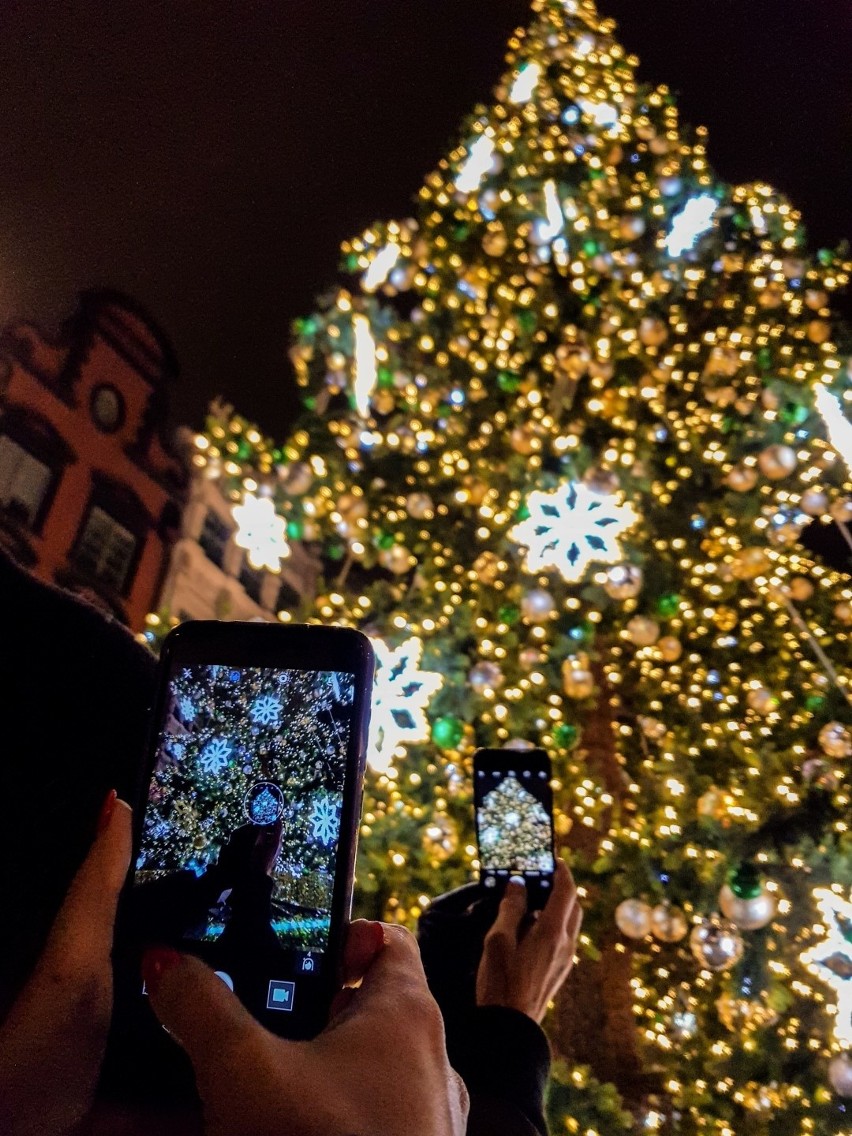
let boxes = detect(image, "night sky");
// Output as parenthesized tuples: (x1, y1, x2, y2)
(1, 0, 850, 440)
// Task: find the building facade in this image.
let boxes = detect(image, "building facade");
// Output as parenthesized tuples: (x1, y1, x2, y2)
(0, 289, 185, 629)
(155, 446, 319, 626)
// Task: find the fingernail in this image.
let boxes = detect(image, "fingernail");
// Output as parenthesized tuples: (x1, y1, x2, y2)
(97, 789, 118, 834)
(141, 946, 183, 992)
(508, 875, 526, 888)
(371, 922, 386, 952)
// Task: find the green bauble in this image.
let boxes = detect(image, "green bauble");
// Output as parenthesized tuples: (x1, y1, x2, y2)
(656, 593, 681, 618)
(805, 694, 826, 712)
(757, 347, 773, 371)
(779, 401, 809, 426)
(554, 723, 579, 750)
(497, 371, 521, 393)
(326, 541, 346, 561)
(375, 531, 396, 550)
(516, 310, 536, 335)
(286, 519, 304, 540)
(377, 366, 395, 389)
(498, 603, 521, 625)
(432, 716, 464, 749)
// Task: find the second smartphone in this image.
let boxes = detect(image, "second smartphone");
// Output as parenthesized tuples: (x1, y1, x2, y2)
(473, 747, 555, 910)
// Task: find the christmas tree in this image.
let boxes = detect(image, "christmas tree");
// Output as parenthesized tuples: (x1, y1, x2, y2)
(182, 0, 852, 1129)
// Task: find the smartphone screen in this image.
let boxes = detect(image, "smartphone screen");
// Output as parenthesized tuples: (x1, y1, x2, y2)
(473, 748, 555, 909)
(109, 623, 373, 1093)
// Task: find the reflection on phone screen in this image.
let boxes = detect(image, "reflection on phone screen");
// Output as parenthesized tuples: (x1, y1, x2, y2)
(133, 664, 354, 1011)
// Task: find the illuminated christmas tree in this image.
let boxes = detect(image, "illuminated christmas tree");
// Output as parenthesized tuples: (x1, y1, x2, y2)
(181, 0, 852, 1129)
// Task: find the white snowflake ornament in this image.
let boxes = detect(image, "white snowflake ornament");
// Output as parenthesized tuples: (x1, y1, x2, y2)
(198, 737, 231, 775)
(310, 795, 341, 847)
(801, 887, 852, 1047)
(510, 480, 636, 582)
(251, 695, 281, 727)
(369, 636, 444, 773)
(233, 492, 290, 572)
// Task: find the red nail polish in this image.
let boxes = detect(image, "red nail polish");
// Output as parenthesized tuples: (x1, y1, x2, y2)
(141, 946, 183, 992)
(97, 789, 118, 834)
(371, 922, 386, 952)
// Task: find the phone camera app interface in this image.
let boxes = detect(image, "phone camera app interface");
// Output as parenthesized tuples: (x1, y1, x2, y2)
(476, 767, 554, 876)
(133, 665, 354, 1006)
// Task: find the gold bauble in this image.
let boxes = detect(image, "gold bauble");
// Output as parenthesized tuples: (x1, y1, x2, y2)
(482, 227, 508, 257)
(830, 499, 852, 524)
(584, 467, 620, 495)
(638, 316, 668, 347)
(730, 548, 770, 580)
(562, 659, 595, 699)
(807, 319, 831, 344)
(619, 214, 645, 240)
(337, 492, 368, 523)
(555, 812, 573, 837)
(746, 687, 778, 715)
(726, 466, 757, 493)
(758, 444, 797, 480)
(462, 476, 489, 506)
(603, 564, 644, 600)
(371, 389, 396, 415)
(510, 426, 537, 455)
(805, 288, 829, 311)
(378, 545, 414, 575)
(598, 389, 629, 419)
(758, 283, 784, 308)
(697, 786, 734, 822)
(651, 903, 688, 943)
(657, 636, 683, 662)
(818, 721, 852, 758)
(473, 551, 501, 585)
(713, 606, 738, 631)
(422, 814, 459, 861)
(716, 992, 778, 1033)
(626, 616, 660, 646)
(834, 601, 852, 625)
(788, 576, 813, 601)
(638, 715, 667, 741)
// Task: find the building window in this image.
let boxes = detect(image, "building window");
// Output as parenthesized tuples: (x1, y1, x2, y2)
(239, 561, 264, 604)
(199, 510, 231, 569)
(73, 506, 137, 594)
(0, 435, 52, 527)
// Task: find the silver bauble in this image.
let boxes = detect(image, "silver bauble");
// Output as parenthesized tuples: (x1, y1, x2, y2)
(378, 545, 413, 575)
(835, 601, 852, 626)
(626, 616, 660, 647)
(718, 884, 777, 930)
(281, 461, 313, 496)
(758, 444, 797, 480)
(819, 721, 852, 758)
(521, 588, 556, 623)
(406, 492, 434, 519)
(689, 916, 744, 972)
(468, 661, 504, 693)
(651, 903, 689, 943)
(829, 1054, 852, 1097)
(583, 467, 620, 496)
(615, 898, 653, 940)
(726, 465, 758, 493)
(746, 687, 778, 716)
(801, 489, 829, 516)
(604, 564, 644, 600)
(830, 499, 852, 524)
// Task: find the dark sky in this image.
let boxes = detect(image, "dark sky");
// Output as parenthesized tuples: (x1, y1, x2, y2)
(1, 0, 850, 439)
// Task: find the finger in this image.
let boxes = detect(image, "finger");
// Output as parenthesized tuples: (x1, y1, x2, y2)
(144, 949, 265, 1077)
(566, 895, 583, 955)
(487, 877, 527, 943)
(354, 923, 429, 1003)
(538, 858, 577, 936)
(341, 919, 386, 987)
(42, 795, 133, 970)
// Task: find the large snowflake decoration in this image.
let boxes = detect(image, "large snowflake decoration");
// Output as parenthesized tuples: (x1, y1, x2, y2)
(198, 737, 232, 775)
(368, 636, 444, 774)
(801, 887, 852, 1046)
(309, 795, 341, 847)
(510, 481, 637, 582)
(177, 695, 197, 721)
(233, 492, 290, 572)
(815, 385, 852, 478)
(251, 694, 281, 727)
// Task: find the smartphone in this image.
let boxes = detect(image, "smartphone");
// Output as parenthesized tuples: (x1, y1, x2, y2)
(473, 748, 555, 910)
(107, 621, 373, 1097)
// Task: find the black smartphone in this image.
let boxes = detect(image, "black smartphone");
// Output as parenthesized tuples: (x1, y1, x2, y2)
(473, 748, 555, 911)
(107, 621, 373, 1098)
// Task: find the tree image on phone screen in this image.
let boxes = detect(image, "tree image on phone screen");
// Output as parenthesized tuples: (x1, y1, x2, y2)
(477, 772, 554, 874)
(133, 664, 354, 982)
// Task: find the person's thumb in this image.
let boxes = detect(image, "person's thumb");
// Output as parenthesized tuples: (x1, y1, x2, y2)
(143, 950, 264, 1079)
(489, 877, 527, 941)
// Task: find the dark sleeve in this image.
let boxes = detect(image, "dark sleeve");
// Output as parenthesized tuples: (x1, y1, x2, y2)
(449, 1006, 552, 1136)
